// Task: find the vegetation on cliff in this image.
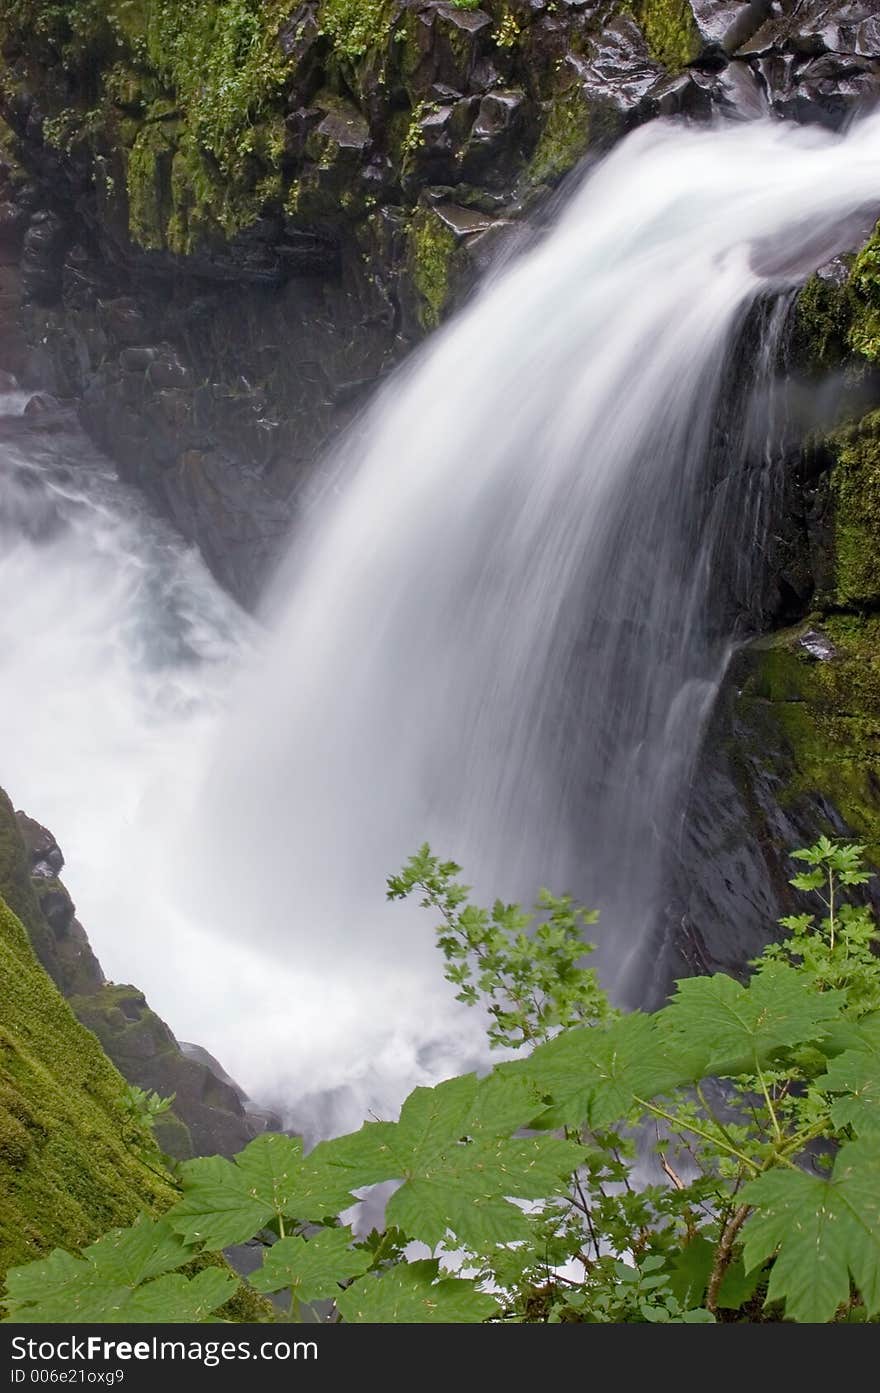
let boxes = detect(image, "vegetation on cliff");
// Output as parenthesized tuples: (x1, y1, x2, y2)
(0, 0, 701, 316)
(4, 838, 880, 1324)
(743, 225, 880, 861)
(0, 891, 174, 1281)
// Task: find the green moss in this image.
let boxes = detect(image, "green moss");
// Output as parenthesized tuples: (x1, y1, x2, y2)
(744, 619, 880, 862)
(0, 894, 175, 1284)
(630, 0, 701, 72)
(826, 411, 880, 607)
(791, 270, 857, 372)
(126, 115, 176, 250)
(407, 205, 459, 332)
(526, 84, 590, 188)
(848, 224, 880, 364)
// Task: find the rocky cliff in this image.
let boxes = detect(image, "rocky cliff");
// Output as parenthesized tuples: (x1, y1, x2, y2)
(1, 1, 878, 602)
(670, 227, 880, 979)
(0, 787, 278, 1161)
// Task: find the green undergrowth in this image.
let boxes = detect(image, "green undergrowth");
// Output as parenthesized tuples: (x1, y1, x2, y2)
(4, 839, 880, 1324)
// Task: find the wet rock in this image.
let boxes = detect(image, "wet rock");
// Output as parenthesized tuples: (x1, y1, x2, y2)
(119, 345, 160, 372)
(688, 0, 772, 53)
(462, 90, 528, 182)
(21, 210, 67, 305)
(22, 391, 61, 416)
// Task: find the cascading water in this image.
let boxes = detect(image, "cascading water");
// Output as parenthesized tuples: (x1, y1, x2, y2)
(3, 114, 880, 1133)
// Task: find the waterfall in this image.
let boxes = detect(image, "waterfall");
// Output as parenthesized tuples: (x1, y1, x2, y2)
(3, 114, 880, 1133)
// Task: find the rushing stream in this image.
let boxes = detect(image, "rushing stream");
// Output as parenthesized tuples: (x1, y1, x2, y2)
(3, 115, 880, 1131)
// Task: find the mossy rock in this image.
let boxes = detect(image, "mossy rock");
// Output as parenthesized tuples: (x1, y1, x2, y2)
(525, 81, 591, 189)
(826, 410, 880, 608)
(0, 893, 175, 1285)
(741, 618, 880, 864)
(406, 201, 462, 331)
(0, 860, 268, 1319)
(629, 0, 701, 72)
(0, 789, 56, 977)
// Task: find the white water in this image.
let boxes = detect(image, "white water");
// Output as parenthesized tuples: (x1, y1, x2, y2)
(3, 115, 880, 1132)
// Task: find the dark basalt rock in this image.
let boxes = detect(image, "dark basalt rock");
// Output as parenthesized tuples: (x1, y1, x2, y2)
(20, 209, 66, 306)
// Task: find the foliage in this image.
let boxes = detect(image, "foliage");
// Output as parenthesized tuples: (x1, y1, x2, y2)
(316, 0, 395, 62)
(4, 839, 880, 1324)
(121, 1085, 175, 1134)
(387, 844, 612, 1047)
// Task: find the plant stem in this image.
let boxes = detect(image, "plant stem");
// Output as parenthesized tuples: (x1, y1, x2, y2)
(632, 1097, 760, 1173)
(755, 1063, 782, 1142)
(707, 1204, 750, 1314)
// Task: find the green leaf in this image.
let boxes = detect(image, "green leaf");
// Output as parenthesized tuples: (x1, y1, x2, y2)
(742, 1139, 880, 1322)
(171, 1134, 355, 1248)
(662, 963, 843, 1076)
(817, 1047, 880, 1138)
(250, 1228, 372, 1300)
(2, 1221, 234, 1325)
(666, 1237, 713, 1307)
(312, 1072, 580, 1248)
(3, 1251, 129, 1324)
(717, 1256, 763, 1311)
(81, 1216, 194, 1287)
(514, 1014, 690, 1129)
(336, 1260, 498, 1323)
(121, 1269, 237, 1323)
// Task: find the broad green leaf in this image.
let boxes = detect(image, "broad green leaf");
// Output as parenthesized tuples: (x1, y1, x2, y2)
(514, 1014, 689, 1129)
(171, 1134, 355, 1248)
(2, 1238, 234, 1325)
(666, 1237, 713, 1307)
(116, 1269, 237, 1323)
(336, 1259, 498, 1323)
(250, 1228, 372, 1300)
(717, 1256, 764, 1311)
(3, 1249, 96, 1319)
(742, 1139, 880, 1322)
(820, 1011, 880, 1060)
(312, 1073, 580, 1248)
(388, 1179, 532, 1249)
(2, 1252, 129, 1324)
(82, 1216, 194, 1286)
(817, 1048, 880, 1138)
(662, 964, 843, 1076)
